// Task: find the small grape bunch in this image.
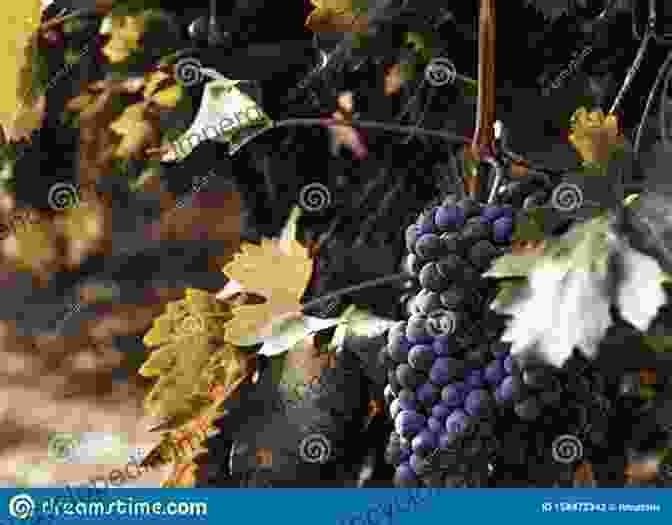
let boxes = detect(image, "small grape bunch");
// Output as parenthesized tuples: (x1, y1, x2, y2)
(382, 195, 519, 487)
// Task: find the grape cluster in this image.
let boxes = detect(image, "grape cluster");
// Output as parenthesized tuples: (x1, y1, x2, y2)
(381, 196, 518, 487)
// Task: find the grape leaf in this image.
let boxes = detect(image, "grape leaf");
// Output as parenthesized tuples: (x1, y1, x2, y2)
(218, 209, 314, 347)
(643, 336, 672, 353)
(109, 101, 161, 159)
(101, 14, 145, 64)
(568, 107, 625, 169)
(257, 313, 344, 357)
(484, 254, 542, 279)
(305, 0, 369, 33)
(492, 215, 668, 368)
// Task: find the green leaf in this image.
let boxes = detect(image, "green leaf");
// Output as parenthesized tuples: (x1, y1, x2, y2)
(258, 315, 344, 357)
(341, 305, 396, 338)
(643, 336, 672, 353)
(492, 279, 528, 309)
(484, 254, 542, 279)
(640, 385, 657, 400)
(512, 208, 547, 242)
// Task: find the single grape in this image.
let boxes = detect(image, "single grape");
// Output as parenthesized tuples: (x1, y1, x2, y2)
(397, 364, 426, 391)
(435, 206, 466, 231)
(395, 410, 427, 438)
(416, 210, 437, 235)
(388, 335, 412, 362)
(464, 389, 494, 418)
(484, 360, 507, 386)
(427, 416, 444, 433)
(412, 290, 443, 316)
(514, 396, 542, 421)
(419, 263, 448, 292)
(436, 254, 467, 281)
(431, 402, 454, 420)
(504, 354, 515, 374)
(415, 233, 446, 259)
(445, 408, 474, 435)
(432, 335, 457, 356)
(412, 429, 439, 456)
(394, 463, 420, 487)
(398, 388, 417, 406)
(406, 315, 433, 344)
(416, 382, 441, 408)
(408, 344, 436, 373)
(429, 357, 465, 386)
(465, 369, 486, 389)
(441, 382, 467, 407)
(493, 217, 514, 244)
(497, 375, 526, 403)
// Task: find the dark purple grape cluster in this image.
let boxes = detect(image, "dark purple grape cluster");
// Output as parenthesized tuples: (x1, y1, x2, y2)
(382, 196, 518, 487)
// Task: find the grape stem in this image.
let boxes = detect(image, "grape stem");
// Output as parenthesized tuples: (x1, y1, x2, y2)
(300, 272, 411, 313)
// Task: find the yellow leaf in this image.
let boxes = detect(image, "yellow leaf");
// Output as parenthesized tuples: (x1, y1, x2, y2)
(143, 71, 171, 99)
(151, 85, 182, 108)
(7, 95, 45, 142)
(162, 462, 198, 488)
(108, 102, 158, 158)
(221, 238, 313, 345)
(101, 15, 145, 64)
(306, 0, 367, 33)
(568, 107, 624, 166)
(0, 0, 42, 129)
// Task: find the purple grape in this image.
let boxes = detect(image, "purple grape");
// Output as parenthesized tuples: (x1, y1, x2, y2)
(441, 382, 467, 407)
(408, 344, 436, 373)
(464, 389, 494, 418)
(429, 357, 464, 386)
(484, 360, 507, 385)
(497, 375, 525, 403)
(398, 388, 418, 411)
(394, 463, 419, 486)
(416, 382, 441, 407)
(400, 446, 411, 463)
(445, 408, 473, 435)
(409, 453, 429, 475)
(397, 364, 426, 390)
(415, 233, 445, 259)
(431, 402, 454, 420)
(395, 410, 427, 438)
(389, 398, 402, 419)
(433, 335, 457, 356)
(388, 335, 412, 363)
(412, 429, 438, 456)
(504, 354, 515, 374)
(465, 369, 486, 389)
(435, 206, 466, 231)
(406, 315, 433, 344)
(427, 416, 444, 433)
(481, 205, 514, 222)
(493, 217, 514, 243)
(416, 210, 436, 235)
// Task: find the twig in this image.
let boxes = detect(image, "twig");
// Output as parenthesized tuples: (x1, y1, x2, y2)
(300, 273, 410, 313)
